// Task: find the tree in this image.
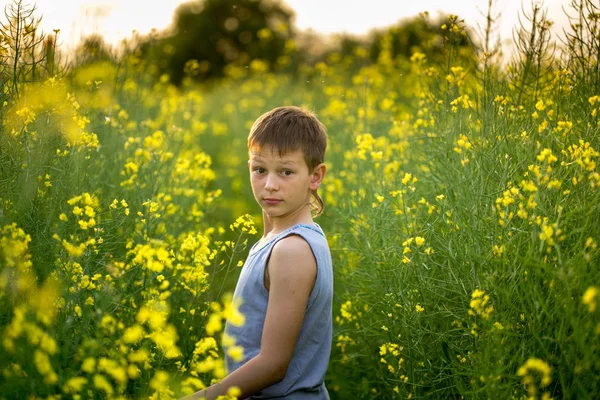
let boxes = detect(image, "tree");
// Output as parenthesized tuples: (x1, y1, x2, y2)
(141, 0, 295, 85)
(72, 34, 114, 67)
(367, 13, 475, 66)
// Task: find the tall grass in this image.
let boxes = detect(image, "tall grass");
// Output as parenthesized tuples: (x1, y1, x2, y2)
(0, 0, 599, 398)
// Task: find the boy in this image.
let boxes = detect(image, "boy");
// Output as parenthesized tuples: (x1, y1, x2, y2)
(183, 106, 333, 399)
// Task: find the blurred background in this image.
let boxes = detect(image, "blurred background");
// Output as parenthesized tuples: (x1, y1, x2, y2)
(1, 0, 571, 49)
(0, 0, 571, 85)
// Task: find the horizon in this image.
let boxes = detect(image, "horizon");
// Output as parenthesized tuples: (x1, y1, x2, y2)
(0, 0, 573, 53)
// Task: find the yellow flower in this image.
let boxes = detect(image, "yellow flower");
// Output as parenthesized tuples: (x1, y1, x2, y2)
(223, 294, 245, 327)
(415, 304, 424, 312)
(535, 99, 546, 111)
(150, 370, 170, 391)
(128, 349, 149, 364)
(583, 286, 598, 312)
(206, 314, 222, 336)
(517, 357, 552, 396)
(227, 345, 244, 362)
(410, 52, 426, 64)
(149, 325, 182, 358)
(195, 337, 218, 356)
(62, 240, 86, 257)
(379, 344, 387, 356)
(93, 374, 114, 395)
(63, 376, 88, 393)
(402, 238, 414, 247)
(469, 289, 494, 319)
(82, 357, 96, 373)
(122, 324, 145, 343)
(34, 350, 58, 384)
(227, 386, 242, 397)
(492, 244, 505, 257)
(84, 206, 95, 217)
(128, 364, 141, 379)
(537, 148, 557, 164)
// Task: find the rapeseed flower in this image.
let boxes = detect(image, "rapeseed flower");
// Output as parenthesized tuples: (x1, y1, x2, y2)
(583, 286, 598, 312)
(122, 324, 145, 344)
(517, 357, 552, 398)
(93, 374, 113, 395)
(469, 289, 494, 319)
(34, 350, 58, 384)
(62, 376, 87, 394)
(227, 345, 244, 362)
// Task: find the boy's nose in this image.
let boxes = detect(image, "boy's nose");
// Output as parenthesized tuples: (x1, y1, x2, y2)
(264, 174, 278, 191)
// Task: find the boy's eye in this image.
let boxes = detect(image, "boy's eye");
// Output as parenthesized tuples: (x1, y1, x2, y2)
(253, 167, 265, 174)
(282, 170, 293, 176)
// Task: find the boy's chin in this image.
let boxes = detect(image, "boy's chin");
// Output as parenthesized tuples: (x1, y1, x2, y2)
(262, 209, 282, 217)
(262, 207, 290, 219)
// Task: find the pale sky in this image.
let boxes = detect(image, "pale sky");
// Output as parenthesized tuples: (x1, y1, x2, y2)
(0, 0, 573, 51)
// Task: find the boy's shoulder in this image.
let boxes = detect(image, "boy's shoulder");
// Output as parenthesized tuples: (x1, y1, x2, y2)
(266, 223, 329, 262)
(271, 233, 313, 259)
(268, 234, 317, 285)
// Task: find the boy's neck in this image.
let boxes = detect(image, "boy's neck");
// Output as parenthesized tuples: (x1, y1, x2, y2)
(262, 209, 314, 237)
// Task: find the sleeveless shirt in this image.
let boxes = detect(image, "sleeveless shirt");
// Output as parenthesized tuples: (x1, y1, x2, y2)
(223, 222, 333, 399)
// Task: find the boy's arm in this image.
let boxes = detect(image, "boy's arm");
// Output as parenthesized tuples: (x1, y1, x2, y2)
(180, 235, 316, 400)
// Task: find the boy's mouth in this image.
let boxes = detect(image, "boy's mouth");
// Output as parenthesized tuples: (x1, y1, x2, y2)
(264, 198, 282, 205)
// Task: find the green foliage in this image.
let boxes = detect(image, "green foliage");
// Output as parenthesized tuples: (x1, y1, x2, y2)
(367, 12, 475, 65)
(0, 0, 66, 102)
(72, 34, 116, 67)
(138, 0, 295, 85)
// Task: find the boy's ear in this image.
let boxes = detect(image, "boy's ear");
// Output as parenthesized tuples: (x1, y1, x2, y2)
(309, 163, 327, 191)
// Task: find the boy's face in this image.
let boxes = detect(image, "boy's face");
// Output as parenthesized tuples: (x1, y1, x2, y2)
(248, 144, 324, 220)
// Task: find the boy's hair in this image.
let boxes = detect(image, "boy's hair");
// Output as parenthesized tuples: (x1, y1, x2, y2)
(248, 105, 328, 216)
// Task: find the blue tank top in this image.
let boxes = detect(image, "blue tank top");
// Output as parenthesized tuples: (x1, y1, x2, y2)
(224, 222, 333, 399)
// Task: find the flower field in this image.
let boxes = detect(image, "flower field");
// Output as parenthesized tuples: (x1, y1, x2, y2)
(1, 2, 600, 399)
